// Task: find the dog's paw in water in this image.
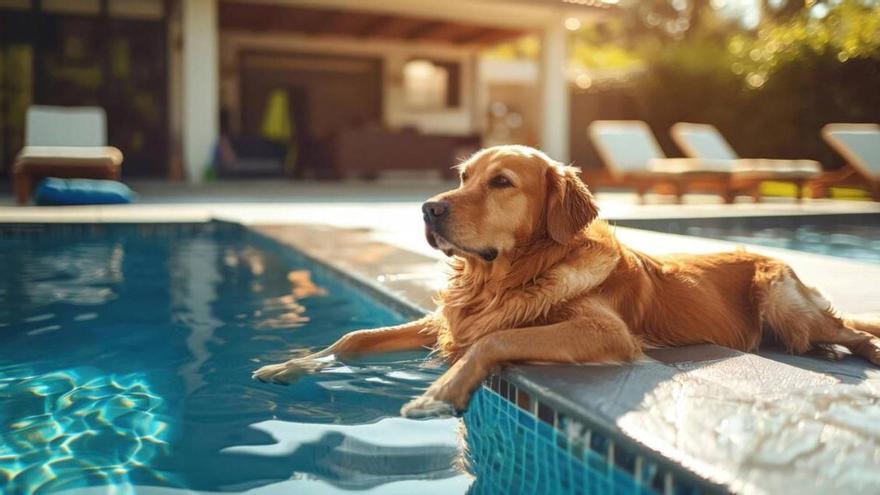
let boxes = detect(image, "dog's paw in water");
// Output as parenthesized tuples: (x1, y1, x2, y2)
(400, 394, 459, 419)
(252, 356, 329, 384)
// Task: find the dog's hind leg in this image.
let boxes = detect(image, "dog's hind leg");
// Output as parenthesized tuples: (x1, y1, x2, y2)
(754, 260, 880, 365)
(844, 315, 880, 338)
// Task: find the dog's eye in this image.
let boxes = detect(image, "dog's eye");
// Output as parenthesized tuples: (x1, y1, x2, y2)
(489, 175, 513, 188)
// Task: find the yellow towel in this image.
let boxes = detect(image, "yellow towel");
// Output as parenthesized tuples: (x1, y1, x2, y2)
(260, 89, 293, 143)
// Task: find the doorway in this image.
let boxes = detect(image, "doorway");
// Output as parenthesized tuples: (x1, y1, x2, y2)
(239, 51, 382, 179)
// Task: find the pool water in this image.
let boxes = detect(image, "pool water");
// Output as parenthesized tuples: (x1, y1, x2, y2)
(614, 214, 880, 264)
(0, 223, 664, 495)
(0, 223, 466, 494)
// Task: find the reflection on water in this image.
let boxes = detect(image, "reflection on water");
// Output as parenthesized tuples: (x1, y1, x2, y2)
(170, 237, 223, 395)
(257, 270, 329, 330)
(221, 417, 462, 490)
(19, 243, 124, 307)
(683, 223, 880, 263)
(0, 225, 458, 494)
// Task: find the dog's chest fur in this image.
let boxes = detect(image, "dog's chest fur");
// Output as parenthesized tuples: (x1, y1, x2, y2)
(434, 244, 621, 361)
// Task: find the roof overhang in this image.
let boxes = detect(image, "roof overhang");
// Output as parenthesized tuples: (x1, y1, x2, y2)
(220, 0, 614, 47)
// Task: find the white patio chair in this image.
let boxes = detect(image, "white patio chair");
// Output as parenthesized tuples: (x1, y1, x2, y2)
(13, 105, 123, 204)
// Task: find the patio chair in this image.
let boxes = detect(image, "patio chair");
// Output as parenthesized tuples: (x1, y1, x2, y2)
(814, 123, 880, 201)
(13, 105, 123, 205)
(587, 120, 737, 203)
(670, 122, 822, 202)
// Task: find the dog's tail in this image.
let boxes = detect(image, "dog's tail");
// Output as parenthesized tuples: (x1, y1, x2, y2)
(844, 315, 880, 337)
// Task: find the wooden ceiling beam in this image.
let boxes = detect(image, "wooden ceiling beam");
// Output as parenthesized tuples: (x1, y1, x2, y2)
(218, 1, 526, 45)
(414, 23, 476, 42)
(322, 12, 373, 35)
(302, 10, 341, 35)
(403, 20, 444, 40)
(356, 15, 396, 37)
(455, 28, 521, 46)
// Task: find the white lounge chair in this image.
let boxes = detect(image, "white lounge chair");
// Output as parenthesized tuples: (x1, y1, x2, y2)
(588, 120, 738, 203)
(670, 122, 822, 202)
(817, 123, 880, 201)
(13, 105, 123, 204)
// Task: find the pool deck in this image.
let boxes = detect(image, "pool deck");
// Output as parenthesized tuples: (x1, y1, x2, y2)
(3, 181, 880, 494)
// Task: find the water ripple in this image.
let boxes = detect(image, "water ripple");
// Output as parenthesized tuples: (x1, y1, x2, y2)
(0, 368, 174, 494)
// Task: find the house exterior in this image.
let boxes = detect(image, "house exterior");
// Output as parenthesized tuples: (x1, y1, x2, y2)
(0, 0, 611, 182)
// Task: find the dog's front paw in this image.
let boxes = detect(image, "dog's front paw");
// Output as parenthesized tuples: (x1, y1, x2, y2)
(401, 393, 459, 419)
(252, 357, 325, 384)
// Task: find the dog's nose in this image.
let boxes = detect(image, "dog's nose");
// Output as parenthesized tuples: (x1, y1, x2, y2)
(422, 201, 449, 223)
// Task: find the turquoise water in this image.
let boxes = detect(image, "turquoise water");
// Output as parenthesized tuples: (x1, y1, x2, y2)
(0, 224, 466, 494)
(615, 214, 880, 264)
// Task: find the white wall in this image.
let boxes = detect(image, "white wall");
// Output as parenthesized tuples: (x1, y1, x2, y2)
(182, 0, 219, 183)
(219, 32, 480, 136)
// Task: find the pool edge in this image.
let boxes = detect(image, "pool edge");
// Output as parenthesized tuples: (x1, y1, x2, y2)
(246, 221, 732, 495)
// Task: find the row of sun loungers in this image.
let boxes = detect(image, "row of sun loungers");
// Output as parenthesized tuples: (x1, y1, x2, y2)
(588, 121, 880, 203)
(10, 106, 880, 205)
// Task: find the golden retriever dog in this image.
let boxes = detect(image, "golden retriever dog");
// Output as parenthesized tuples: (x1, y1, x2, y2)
(253, 145, 880, 418)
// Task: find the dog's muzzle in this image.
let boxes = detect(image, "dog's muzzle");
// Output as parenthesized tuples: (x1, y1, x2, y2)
(421, 200, 497, 262)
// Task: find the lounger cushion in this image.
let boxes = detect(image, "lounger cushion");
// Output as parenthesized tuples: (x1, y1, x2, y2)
(648, 157, 821, 178)
(33, 178, 135, 206)
(16, 146, 124, 167)
(731, 159, 822, 178)
(647, 158, 732, 175)
(671, 123, 823, 179)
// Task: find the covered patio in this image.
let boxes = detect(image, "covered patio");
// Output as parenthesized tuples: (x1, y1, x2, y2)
(179, 0, 613, 181)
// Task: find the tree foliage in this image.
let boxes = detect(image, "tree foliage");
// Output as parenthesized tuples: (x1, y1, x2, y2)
(573, 0, 880, 167)
(730, 0, 880, 89)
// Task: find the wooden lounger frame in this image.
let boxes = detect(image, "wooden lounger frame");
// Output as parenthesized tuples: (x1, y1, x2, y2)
(812, 123, 880, 201)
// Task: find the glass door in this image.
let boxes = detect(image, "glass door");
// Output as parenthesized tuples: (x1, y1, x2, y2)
(0, 0, 169, 180)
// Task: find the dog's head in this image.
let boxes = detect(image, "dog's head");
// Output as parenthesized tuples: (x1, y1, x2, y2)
(422, 145, 598, 262)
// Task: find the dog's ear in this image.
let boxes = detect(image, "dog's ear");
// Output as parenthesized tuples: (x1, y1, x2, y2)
(545, 165, 599, 244)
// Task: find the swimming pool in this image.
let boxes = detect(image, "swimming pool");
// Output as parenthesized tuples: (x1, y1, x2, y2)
(0, 223, 465, 493)
(613, 214, 880, 264)
(0, 222, 684, 495)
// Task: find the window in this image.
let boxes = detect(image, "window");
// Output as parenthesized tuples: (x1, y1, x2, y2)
(403, 59, 460, 111)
